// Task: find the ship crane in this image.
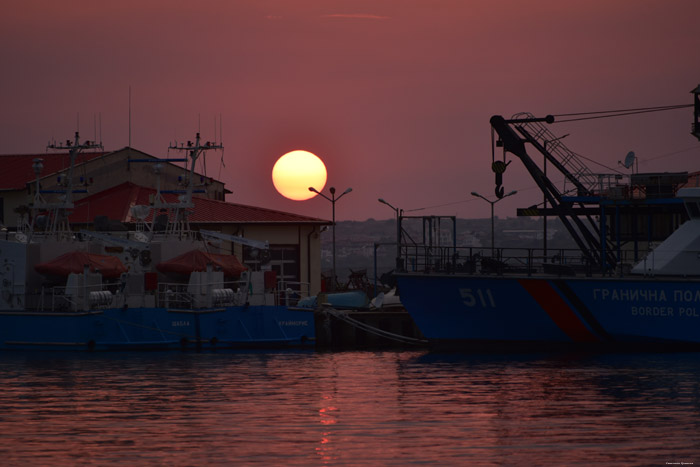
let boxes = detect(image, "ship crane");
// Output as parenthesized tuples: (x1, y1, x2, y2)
(490, 115, 617, 271)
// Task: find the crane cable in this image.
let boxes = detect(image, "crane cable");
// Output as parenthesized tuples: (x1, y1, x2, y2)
(553, 104, 692, 123)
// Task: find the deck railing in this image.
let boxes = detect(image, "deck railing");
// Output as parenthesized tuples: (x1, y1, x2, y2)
(399, 244, 657, 277)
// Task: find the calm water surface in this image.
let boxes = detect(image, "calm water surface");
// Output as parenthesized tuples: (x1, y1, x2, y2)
(0, 349, 699, 466)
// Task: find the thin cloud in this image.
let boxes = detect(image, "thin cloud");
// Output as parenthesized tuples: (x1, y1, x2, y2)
(321, 14, 390, 20)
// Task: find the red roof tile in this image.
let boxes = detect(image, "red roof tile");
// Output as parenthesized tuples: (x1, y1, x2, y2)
(0, 152, 106, 191)
(70, 182, 329, 225)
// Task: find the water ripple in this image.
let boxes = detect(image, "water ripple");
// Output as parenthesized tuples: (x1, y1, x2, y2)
(0, 351, 699, 465)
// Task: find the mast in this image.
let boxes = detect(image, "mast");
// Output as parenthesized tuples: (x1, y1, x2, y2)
(29, 132, 102, 240)
(164, 133, 223, 236)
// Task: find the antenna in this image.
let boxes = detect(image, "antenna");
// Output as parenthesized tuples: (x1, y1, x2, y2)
(99, 112, 102, 146)
(128, 85, 132, 147)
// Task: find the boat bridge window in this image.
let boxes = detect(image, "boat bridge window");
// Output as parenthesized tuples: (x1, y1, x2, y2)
(686, 201, 700, 219)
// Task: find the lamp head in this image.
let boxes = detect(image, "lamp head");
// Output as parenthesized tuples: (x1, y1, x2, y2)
(330, 187, 336, 195)
(308, 187, 319, 194)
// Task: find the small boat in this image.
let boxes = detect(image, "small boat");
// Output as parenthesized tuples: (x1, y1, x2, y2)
(0, 133, 315, 351)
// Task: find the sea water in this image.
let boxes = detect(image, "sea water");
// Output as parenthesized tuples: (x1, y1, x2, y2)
(0, 350, 698, 466)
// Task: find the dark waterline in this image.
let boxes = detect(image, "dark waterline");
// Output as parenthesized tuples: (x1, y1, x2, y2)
(0, 350, 699, 466)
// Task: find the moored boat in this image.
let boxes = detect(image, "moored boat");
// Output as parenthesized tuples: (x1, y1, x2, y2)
(0, 133, 315, 351)
(395, 87, 700, 350)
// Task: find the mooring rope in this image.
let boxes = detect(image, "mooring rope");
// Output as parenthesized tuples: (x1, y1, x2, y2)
(325, 308, 429, 346)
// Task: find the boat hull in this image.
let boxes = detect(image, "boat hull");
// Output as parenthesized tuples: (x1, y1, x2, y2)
(396, 274, 700, 350)
(0, 305, 315, 351)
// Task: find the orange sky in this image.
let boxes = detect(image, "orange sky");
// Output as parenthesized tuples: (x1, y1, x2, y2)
(1, 0, 699, 221)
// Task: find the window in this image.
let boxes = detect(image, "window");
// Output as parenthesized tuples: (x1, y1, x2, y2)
(687, 201, 700, 219)
(243, 245, 300, 284)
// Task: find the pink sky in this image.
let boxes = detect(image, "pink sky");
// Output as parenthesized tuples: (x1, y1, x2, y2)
(1, 0, 699, 221)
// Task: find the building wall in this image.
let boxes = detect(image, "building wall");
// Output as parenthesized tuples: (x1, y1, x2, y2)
(0, 191, 29, 228)
(71, 148, 227, 202)
(211, 223, 323, 297)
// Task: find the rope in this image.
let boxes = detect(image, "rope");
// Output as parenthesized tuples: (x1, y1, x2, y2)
(325, 308, 428, 346)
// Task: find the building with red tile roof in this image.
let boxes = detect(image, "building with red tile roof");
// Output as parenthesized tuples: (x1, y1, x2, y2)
(1, 147, 330, 296)
(69, 182, 327, 226)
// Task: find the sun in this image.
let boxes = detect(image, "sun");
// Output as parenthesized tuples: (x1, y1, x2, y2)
(272, 150, 327, 201)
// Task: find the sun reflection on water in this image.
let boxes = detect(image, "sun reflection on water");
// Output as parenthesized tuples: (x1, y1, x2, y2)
(0, 351, 699, 465)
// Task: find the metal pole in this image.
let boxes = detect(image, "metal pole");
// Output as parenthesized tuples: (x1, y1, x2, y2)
(331, 191, 336, 292)
(395, 209, 401, 270)
(544, 153, 547, 256)
(309, 186, 352, 294)
(490, 201, 495, 258)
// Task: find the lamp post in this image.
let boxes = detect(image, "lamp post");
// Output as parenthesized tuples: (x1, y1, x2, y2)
(309, 186, 352, 291)
(471, 190, 517, 257)
(378, 198, 403, 271)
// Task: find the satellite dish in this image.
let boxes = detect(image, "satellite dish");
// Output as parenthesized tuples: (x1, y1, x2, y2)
(623, 151, 636, 169)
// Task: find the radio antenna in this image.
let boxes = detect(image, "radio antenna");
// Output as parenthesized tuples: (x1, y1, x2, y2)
(218, 113, 225, 180)
(128, 86, 132, 147)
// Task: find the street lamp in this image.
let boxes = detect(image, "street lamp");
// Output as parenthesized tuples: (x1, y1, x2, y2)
(309, 186, 352, 291)
(471, 190, 517, 257)
(378, 198, 403, 271)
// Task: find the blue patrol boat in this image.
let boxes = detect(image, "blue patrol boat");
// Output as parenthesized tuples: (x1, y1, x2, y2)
(0, 133, 314, 351)
(395, 86, 700, 350)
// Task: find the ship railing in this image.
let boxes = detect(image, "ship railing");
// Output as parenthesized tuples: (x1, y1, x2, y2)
(275, 280, 310, 307)
(157, 281, 249, 308)
(157, 283, 195, 308)
(35, 283, 113, 312)
(400, 245, 617, 277)
(155, 279, 308, 308)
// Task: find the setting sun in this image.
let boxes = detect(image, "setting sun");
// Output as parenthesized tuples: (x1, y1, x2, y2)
(272, 150, 327, 201)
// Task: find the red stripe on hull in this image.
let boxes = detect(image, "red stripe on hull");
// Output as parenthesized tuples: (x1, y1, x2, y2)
(518, 279, 598, 342)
